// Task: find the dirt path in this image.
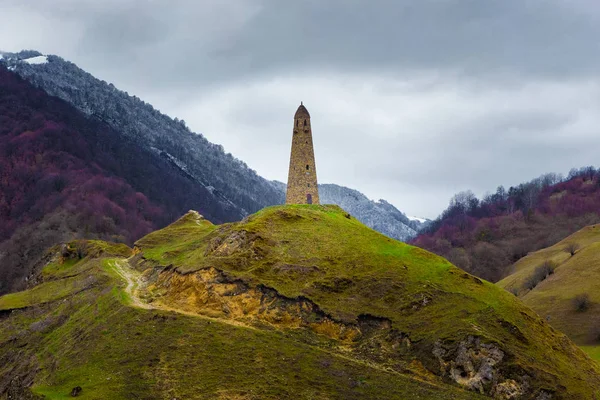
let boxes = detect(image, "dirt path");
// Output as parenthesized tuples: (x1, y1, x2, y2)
(106, 258, 461, 392)
(110, 259, 152, 309)
(109, 258, 251, 327)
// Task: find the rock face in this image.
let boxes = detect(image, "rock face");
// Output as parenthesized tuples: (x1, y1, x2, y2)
(434, 337, 506, 395)
(141, 266, 362, 342)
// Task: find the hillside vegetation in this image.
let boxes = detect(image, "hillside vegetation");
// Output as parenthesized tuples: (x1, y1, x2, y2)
(0, 54, 420, 296)
(2, 50, 285, 216)
(497, 224, 600, 357)
(412, 169, 600, 282)
(2, 206, 599, 399)
(0, 242, 480, 400)
(0, 64, 246, 296)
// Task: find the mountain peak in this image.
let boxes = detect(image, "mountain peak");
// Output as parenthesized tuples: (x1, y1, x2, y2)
(0, 50, 48, 67)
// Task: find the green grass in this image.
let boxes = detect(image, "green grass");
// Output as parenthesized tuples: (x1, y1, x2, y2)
(498, 224, 600, 292)
(29, 293, 480, 399)
(0, 240, 133, 312)
(134, 205, 600, 398)
(497, 223, 600, 345)
(138, 205, 497, 332)
(134, 210, 216, 267)
(582, 346, 600, 363)
(0, 275, 91, 311)
(2, 206, 600, 398)
(41, 258, 82, 278)
(137, 205, 540, 338)
(0, 246, 481, 399)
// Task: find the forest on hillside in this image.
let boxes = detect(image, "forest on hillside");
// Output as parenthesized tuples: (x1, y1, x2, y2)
(412, 167, 600, 282)
(0, 68, 242, 294)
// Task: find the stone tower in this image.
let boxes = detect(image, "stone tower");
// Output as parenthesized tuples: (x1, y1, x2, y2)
(286, 102, 320, 204)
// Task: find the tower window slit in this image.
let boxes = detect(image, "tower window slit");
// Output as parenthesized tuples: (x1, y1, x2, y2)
(306, 165, 309, 170)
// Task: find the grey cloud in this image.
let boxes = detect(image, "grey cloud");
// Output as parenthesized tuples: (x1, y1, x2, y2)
(6, 0, 600, 90)
(2, 0, 600, 218)
(171, 72, 600, 217)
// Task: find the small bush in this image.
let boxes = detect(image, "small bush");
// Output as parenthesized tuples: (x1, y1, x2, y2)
(573, 294, 591, 312)
(522, 261, 556, 290)
(564, 243, 580, 256)
(508, 287, 519, 296)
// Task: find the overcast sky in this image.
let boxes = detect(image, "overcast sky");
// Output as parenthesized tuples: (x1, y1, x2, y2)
(2, 0, 600, 219)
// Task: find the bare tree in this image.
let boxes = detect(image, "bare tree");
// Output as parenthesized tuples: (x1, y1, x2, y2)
(522, 261, 556, 290)
(564, 243, 580, 256)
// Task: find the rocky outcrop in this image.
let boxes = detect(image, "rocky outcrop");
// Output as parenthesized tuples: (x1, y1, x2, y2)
(136, 263, 537, 398)
(434, 338, 508, 396)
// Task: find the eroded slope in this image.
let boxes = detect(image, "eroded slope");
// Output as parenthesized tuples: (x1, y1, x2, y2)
(0, 239, 481, 399)
(133, 205, 600, 399)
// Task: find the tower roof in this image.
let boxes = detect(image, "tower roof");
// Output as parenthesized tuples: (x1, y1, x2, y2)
(294, 102, 310, 118)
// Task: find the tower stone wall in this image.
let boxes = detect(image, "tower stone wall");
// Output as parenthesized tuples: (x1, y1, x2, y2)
(286, 103, 320, 204)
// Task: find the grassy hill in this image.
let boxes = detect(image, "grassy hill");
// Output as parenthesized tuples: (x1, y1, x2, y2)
(0, 63, 248, 297)
(497, 224, 600, 360)
(1, 205, 600, 399)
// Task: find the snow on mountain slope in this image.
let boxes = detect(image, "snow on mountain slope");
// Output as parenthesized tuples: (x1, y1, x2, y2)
(23, 55, 48, 65)
(1, 50, 285, 217)
(1, 50, 420, 243)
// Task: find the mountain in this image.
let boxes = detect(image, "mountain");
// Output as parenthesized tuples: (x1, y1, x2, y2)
(272, 181, 425, 242)
(0, 50, 424, 296)
(0, 59, 268, 296)
(1, 52, 419, 220)
(2, 205, 599, 399)
(411, 169, 600, 282)
(496, 223, 600, 362)
(0, 50, 287, 295)
(1, 50, 285, 216)
(7, 48, 424, 243)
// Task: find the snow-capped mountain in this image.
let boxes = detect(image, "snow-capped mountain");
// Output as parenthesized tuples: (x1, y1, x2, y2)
(408, 216, 428, 224)
(1, 50, 286, 218)
(1, 50, 422, 244)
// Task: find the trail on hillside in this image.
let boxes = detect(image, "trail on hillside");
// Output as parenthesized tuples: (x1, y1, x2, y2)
(107, 258, 458, 391)
(109, 259, 253, 328)
(110, 259, 152, 309)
